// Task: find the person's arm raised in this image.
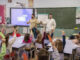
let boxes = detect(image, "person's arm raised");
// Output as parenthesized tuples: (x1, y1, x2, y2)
(48, 34, 56, 49)
(0, 32, 5, 39)
(27, 20, 30, 24)
(61, 30, 66, 49)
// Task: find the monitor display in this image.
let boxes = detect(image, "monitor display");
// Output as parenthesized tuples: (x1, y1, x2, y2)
(11, 8, 33, 26)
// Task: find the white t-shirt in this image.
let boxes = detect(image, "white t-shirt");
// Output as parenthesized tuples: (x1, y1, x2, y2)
(45, 18, 56, 32)
(64, 40, 79, 54)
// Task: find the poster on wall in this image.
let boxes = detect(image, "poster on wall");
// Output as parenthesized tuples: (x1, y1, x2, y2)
(0, 5, 5, 24)
(38, 14, 48, 24)
(76, 7, 80, 24)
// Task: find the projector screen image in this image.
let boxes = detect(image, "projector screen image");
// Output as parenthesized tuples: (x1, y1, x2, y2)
(11, 8, 33, 26)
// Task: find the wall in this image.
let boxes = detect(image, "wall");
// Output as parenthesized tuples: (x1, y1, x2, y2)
(34, 0, 80, 8)
(0, 0, 28, 17)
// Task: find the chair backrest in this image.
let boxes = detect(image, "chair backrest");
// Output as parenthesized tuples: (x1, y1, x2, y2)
(22, 53, 28, 60)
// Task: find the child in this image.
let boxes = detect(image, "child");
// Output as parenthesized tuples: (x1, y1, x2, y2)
(4, 33, 16, 60)
(6, 34, 16, 52)
(37, 48, 49, 60)
(61, 31, 79, 60)
(0, 38, 6, 60)
(36, 33, 42, 44)
(23, 33, 32, 47)
(22, 33, 32, 59)
(48, 34, 60, 60)
(35, 33, 43, 50)
(12, 26, 21, 37)
(1, 24, 6, 34)
(0, 33, 6, 60)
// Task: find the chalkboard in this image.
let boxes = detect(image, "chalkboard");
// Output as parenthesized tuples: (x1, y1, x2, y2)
(36, 7, 76, 29)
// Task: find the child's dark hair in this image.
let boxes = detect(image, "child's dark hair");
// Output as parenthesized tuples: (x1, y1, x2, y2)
(13, 26, 17, 29)
(75, 35, 80, 43)
(38, 48, 49, 60)
(36, 33, 42, 44)
(5, 34, 10, 47)
(24, 33, 30, 42)
(69, 35, 75, 40)
(55, 39, 63, 53)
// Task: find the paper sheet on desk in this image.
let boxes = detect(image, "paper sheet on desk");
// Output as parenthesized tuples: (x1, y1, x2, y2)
(47, 43, 52, 46)
(44, 39, 50, 44)
(48, 47, 53, 52)
(35, 43, 43, 48)
(15, 36, 24, 44)
(9, 36, 26, 48)
(12, 43, 25, 48)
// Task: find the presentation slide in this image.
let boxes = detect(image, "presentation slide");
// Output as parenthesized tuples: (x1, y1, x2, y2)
(11, 8, 33, 26)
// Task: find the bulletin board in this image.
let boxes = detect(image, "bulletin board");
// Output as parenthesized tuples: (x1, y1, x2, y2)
(38, 14, 48, 23)
(0, 5, 5, 24)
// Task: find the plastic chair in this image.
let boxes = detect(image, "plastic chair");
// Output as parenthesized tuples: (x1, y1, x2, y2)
(22, 53, 28, 60)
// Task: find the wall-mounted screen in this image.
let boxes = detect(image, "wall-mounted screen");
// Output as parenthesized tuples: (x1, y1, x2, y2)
(11, 8, 33, 26)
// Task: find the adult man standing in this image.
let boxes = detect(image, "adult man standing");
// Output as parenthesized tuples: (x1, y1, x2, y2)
(45, 13, 56, 38)
(27, 14, 39, 38)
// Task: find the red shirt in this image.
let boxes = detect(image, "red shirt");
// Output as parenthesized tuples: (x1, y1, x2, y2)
(12, 32, 21, 37)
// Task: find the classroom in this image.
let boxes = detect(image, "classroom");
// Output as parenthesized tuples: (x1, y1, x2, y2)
(0, 0, 80, 60)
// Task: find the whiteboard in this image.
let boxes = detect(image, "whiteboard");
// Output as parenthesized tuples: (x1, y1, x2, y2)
(23, 27, 27, 33)
(38, 14, 48, 24)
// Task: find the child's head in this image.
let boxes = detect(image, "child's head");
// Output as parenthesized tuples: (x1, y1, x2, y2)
(24, 33, 30, 42)
(75, 35, 80, 43)
(38, 48, 49, 60)
(69, 35, 80, 44)
(54, 39, 63, 53)
(13, 26, 17, 32)
(69, 35, 75, 40)
(36, 33, 42, 43)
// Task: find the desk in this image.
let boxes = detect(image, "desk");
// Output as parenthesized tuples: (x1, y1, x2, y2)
(9, 36, 26, 60)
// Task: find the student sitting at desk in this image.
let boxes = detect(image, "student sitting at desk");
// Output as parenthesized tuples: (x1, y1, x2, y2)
(12, 26, 21, 37)
(37, 48, 49, 60)
(48, 34, 60, 60)
(61, 31, 80, 60)
(0, 33, 6, 60)
(23, 33, 32, 46)
(35, 33, 43, 50)
(4, 33, 16, 60)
